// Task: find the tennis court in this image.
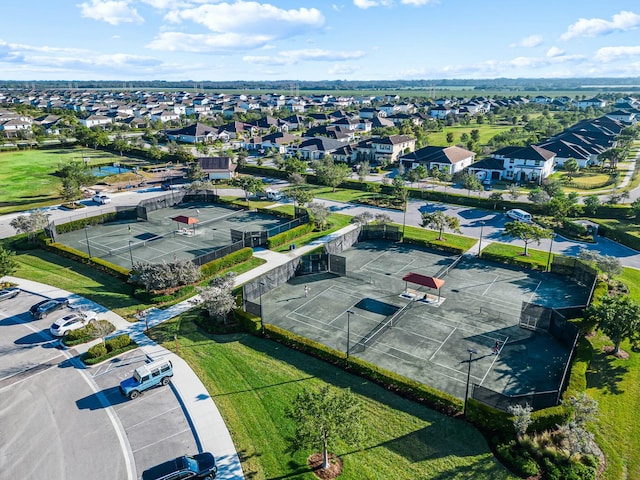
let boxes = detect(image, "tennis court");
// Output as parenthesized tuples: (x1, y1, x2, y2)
(262, 240, 590, 400)
(55, 203, 291, 269)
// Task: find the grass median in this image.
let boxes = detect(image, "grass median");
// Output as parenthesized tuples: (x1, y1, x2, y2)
(149, 312, 518, 480)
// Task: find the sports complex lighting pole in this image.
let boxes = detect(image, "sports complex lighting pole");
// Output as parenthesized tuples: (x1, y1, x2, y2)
(477, 221, 485, 258)
(346, 309, 355, 359)
(259, 281, 266, 335)
(402, 191, 408, 237)
(84, 226, 92, 259)
(463, 348, 478, 417)
(128, 240, 134, 268)
(546, 233, 555, 272)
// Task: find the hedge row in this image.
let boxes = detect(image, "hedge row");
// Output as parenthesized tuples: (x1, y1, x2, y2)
(233, 308, 261, 334)
(200, 247, 253, 278)
(83, 336, 138, 365)
(262, 323, 462, 416)
(54, 212, 119, 234)
(266, 223, 315, 249)
(45, 242, 130, 280)
(239, 164, 635, 221)
(255, 206, 295, 219)
(480, 250, 547, 272)
(594, 221, 640, 251)
(401, 236, 467, 255)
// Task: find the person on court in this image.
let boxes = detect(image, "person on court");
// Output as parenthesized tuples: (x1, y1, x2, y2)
(493, 340, 500, 355)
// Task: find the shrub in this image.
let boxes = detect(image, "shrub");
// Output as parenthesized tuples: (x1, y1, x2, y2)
(105, 334, 131, 352)
(266, 223, 315, 249)
(86, 343, 107, 359)
(200, 247, 253, 278)
(234, 308, 261, 334)
(263, 323, 462, 416)
(134, 285, 196, 304)
(495, 442, 540, 477)
(45, 242, 130, 280)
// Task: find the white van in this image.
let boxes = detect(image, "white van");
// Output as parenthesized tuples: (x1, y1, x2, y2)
(265, 188, 283, 201)
(506, 209, 532, 223)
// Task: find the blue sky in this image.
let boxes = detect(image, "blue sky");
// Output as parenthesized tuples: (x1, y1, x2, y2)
(2, 1, 640, 81)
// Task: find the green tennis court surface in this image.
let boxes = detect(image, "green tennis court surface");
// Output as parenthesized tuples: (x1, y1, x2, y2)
(55, 203, 291, 268)
(262, 240, 590, 400)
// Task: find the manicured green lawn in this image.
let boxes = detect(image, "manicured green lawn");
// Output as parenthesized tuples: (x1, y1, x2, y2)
(271, 213, 352, 252)
(480, 242, 550, 269)
(403, 225, 477, 251)
(0, 147, 123, 214)
(427, 124, 514, 147)
(10, 248, 144, 318)
(149, 313, 518, 480)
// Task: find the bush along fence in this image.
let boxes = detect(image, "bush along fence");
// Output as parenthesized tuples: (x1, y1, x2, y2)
(239, 164, 636, 221)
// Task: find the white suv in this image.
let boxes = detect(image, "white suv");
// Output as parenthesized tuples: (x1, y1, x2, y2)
(50, 311, 97, 337)
(92, 194, 111, 205)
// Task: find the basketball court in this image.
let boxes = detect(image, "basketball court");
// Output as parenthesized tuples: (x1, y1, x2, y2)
(261, 240, 590, 400)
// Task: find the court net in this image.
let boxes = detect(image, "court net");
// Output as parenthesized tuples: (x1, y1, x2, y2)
(356, 299, 413, 351)
(197, 209, 248, 229)
(107, 232, 171, 256)
(435, 254, 464, 279)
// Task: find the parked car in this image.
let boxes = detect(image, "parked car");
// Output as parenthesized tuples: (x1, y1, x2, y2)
(141, 452, 217, 480)
(92, 194, 112, 205)
(120, 358, 173, 399)
(506, 208, 532, 223)
(30, 298, 69, 319)
(0, 287, 20, 301)
(49, 311, 97, 337)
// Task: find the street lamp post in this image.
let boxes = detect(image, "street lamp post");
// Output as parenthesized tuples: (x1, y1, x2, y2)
(463, 348, 478, 417)
(128, 240, 134, 268)
(346, 309, 354, 359)
(84, 226, 92, 258)
(546, 234, 555, 272)
(259, 281, 266, 335)
(477, 221, 485, 258)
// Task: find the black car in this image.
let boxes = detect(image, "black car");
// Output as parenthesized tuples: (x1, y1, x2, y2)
(29, 297, 69, 319)
(141, 453, 217, 480)
(0, 287, 20, 301)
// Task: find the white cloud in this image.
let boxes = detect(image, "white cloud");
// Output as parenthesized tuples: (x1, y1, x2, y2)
(595, 46, 640, 62)
(78, 0, 143, 25)
(353, 0, 392, 9)
(147, 31, 272, 52)
(401, 0, 437, 5)
(328, 64, 359, 76)
(546, 46, 564, 57)
(560, 10, 640, 40)
(243, 48, 365, 65)
(165, 2, 324, 37)
(509, 35, 543, 48)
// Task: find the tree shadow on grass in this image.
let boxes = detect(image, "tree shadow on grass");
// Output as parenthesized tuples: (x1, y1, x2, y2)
(585, 348, 629, 395)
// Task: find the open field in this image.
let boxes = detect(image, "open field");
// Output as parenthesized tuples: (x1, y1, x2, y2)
(149, 313, 518, 480)
(0, 147, 124, 214)
(426, 124, 515, 147)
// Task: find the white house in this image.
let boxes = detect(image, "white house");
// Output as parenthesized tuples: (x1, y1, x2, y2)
(400, 145, 475, 174)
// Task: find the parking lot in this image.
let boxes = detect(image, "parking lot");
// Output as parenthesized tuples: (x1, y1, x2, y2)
(0, 289, 197, 479)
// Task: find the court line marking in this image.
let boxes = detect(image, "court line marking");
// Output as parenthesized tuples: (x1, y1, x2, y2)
(480, 335, 509, 385)
(482, 275, 499, 296)
(528, 280, 542, 303)
(429, 327, 457, 361)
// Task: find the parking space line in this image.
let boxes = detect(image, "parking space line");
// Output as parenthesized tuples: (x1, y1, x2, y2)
(127, 405, 181, 430)
(132, 427, 191, 454)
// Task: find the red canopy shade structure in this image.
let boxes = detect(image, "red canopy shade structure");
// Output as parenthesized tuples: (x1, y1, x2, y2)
(171, 215, 199, 235)
(402, 272, 445, 300)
